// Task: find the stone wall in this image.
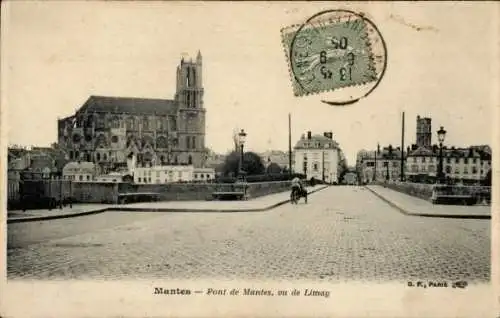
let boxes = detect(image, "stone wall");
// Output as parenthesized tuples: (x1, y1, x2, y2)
(118, 182, 217, 201)
(378, 181, 491, 204)
(378, 181, 434, 201)
(72, 182, 119, 204)
(8, 180, 295, 206)
(118, 181, 293, 201)
(246, 181, 292, 199)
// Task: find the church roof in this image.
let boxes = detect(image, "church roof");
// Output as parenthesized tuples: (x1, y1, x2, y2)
(79, 95, 178, 115)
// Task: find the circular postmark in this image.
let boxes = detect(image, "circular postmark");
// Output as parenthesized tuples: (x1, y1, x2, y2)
(281, 9, 387, 105)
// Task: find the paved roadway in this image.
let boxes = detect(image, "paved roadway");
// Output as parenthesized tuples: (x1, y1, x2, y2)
(7, 186, 490, 282)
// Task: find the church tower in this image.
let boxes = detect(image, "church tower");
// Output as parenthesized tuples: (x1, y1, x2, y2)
(416, 115, 432, 148)
(175, 51, 206, 167)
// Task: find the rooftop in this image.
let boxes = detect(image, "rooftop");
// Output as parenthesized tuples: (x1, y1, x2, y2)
(294, 134, 339, 150)
(78, 95, 178, 116)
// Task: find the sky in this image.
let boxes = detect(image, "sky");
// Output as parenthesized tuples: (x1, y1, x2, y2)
(2, 2, 498, 165)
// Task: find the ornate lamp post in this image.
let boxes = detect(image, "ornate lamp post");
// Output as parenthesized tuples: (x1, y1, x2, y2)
(437, 126, 447, 184)
(238, 129, 247, 178)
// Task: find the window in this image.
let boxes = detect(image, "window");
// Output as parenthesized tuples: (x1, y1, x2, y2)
(313, 163, 318, 171)
(463, 167, 468, 174)
(192, 136, 196, 149)
(446, 166, 451, 174)
(473, 158, 477, 164)
(194, 174, 198, 179)
(392, 162, 399, 167)
(192, 68, 197, 87)
(472, 166, 478, 174)
(79, 175, 83, 181)
(446, 158, 451, 164)
(206, 174, 210, 179)
(188, 155, 193, 165)
(127, 117, 135, 130)
(464, 158, 469, 164)
(87, 175, 90, 181)
(111, 136, 118, 143)
(429, 157, 434, 163)
(383, 161, 388, 167)
(422, 157, 426, 163)
(186, 69, 192, 87)
(138, 177, 142, 183)
(413, 157, 416, 163)
(186, 92, 191, 107)
(455, 158, 459, 163)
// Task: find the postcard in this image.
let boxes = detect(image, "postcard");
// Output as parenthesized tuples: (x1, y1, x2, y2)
(1, 1, 498, 317)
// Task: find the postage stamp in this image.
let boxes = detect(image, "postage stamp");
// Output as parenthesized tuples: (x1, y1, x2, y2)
(281, 10, 387, 104)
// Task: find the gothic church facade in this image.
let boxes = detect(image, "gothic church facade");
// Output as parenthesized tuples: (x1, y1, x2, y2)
(57, 52, 207, 171)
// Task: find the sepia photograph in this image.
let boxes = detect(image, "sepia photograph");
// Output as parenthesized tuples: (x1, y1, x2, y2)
(1, 1, 498, 317)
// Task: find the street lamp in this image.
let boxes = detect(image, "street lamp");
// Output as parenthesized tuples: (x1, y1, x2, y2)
(238, 129, 247, 178)
(437, 126, 447, 184)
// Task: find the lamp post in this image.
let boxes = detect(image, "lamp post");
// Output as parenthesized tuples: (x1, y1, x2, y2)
(437, 126, 447, 184)
(238, 129, 247, 179)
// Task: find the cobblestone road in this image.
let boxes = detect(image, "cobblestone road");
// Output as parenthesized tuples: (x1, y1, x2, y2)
(7, 186, 490, 282)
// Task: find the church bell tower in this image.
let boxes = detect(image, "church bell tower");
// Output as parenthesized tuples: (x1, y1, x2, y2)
(175, 51, 206, 167)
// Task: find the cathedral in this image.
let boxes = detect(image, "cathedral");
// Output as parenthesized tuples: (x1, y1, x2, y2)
(57, 51, 207, 172)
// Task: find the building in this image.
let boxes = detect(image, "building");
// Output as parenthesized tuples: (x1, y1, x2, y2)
(356, 115, 492, 185)
(416, 115, 432, 148)
(406, 145, 491, 184)
(134, 165, 215, 184)
(96, 172, 131, 183)
(342, 171, 358, 185)
(57, 51, 207, 173)
(356, 145, 406, 183)
(260, 150, 290, 171)
(62, 161, 97, 181)
(406, 115, 491, 184)
(193, 168, 216, 182)
(292, 131, 346, 184)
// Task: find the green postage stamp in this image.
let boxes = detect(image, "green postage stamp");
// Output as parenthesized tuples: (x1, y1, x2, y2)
(281, 10, 387, 103)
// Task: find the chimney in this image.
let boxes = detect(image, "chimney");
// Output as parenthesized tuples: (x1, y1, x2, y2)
(307, 131, 311, 139)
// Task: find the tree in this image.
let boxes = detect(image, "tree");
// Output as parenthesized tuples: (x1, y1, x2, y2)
(222, 151, 265, 176)
(266, 162, 282, 174)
